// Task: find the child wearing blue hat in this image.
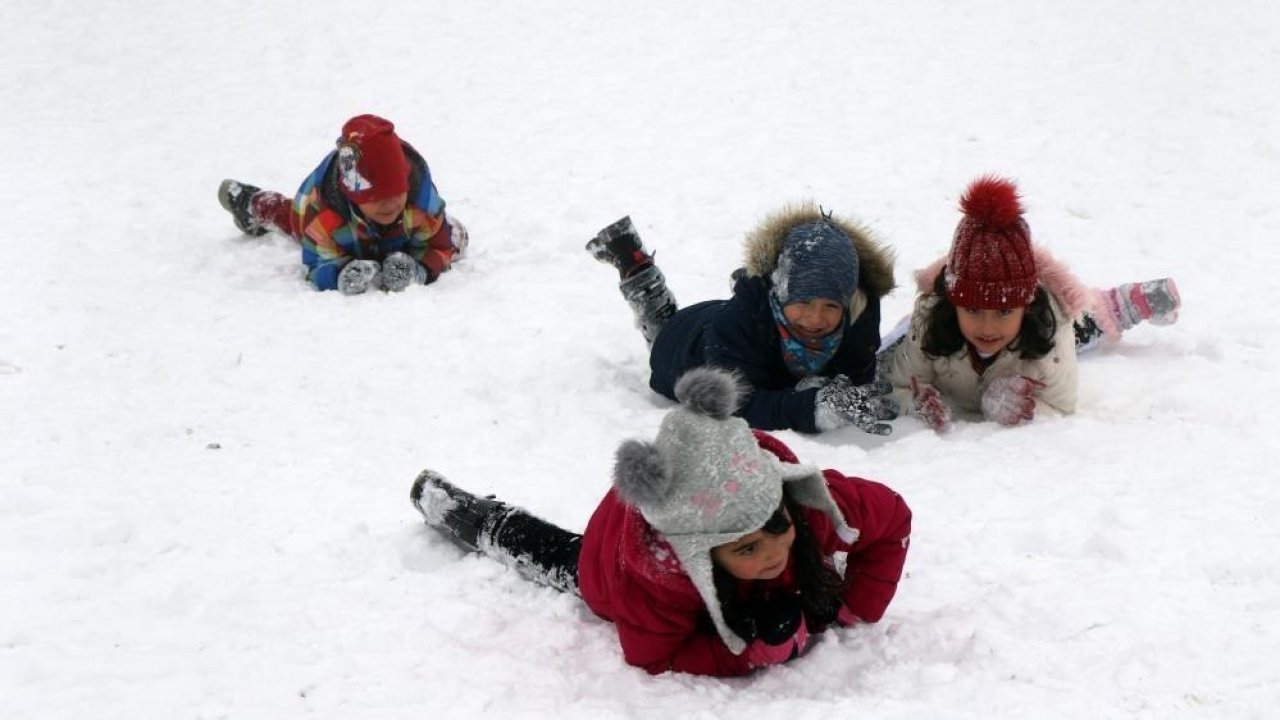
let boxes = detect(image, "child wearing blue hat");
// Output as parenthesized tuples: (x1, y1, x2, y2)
(586, 205, 899, 435)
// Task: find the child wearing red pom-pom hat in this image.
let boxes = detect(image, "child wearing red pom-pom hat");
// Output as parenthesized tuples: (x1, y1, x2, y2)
(217, 114, 468, 294)
(880, 175, 1181, 431)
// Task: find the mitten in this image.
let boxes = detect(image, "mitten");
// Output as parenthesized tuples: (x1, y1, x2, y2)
(910, 376, 952, 433)
(744, 593, 811, 668)
(981, 375, 1045, 426)
(814, 375, 899, 435)
(447, 213, 470, 255)
(381, 251, 427, 292)
(337, 259, 382, 296)
(836, 605, 862, 627)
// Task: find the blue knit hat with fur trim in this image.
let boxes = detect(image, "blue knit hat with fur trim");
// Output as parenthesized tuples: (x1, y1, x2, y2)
(770, 219, 860, 307)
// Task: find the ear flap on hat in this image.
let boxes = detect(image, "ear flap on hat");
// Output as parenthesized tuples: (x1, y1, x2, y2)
(777, 462, 859, 544)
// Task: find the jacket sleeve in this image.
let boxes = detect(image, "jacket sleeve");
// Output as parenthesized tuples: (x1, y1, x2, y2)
(291, 154, 352, 292)
(1027, 307, 1080, 416)
(401, 165, 454, 281)
(299, 208, 352, 291)
(611, 579, 754, 676)
(701, 300, 823, 434)
(822, 470, 912, 622)
(404, 207, 454, 282)
(883, 296, 941, 419)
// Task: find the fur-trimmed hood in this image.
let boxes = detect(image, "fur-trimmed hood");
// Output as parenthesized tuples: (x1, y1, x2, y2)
(741, 203, 897, 301)
(914, 246, 1120, 340)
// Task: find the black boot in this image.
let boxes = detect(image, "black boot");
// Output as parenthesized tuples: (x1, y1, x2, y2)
(585, 216, 653, 280)
(410, 470, 508, 553)
(620, 265, 678, 345)
(217, 179, 268, 236)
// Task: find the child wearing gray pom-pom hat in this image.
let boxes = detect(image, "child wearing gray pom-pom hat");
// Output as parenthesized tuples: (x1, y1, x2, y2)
(410, 366, 912, 676)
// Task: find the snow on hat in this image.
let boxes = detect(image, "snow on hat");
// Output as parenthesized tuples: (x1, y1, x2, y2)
(335, 114, 410, 204)
(611, 366, 856, 655)
(770, 219, 861, 308)
(944, 176, 1039, 310)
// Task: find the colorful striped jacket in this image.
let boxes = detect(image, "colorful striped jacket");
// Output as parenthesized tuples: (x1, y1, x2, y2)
(292, 142, 455, 291)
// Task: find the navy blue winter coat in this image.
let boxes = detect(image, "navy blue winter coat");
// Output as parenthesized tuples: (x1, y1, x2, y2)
(648, 206, 896, 433)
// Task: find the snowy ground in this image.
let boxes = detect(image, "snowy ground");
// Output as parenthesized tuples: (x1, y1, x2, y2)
(3, 1, 1279, 718)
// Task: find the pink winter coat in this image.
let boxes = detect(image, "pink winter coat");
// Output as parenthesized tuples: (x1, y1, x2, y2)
(576, 431, 912, 676)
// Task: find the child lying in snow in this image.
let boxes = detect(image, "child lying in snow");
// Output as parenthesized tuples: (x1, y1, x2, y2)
(217, 114, 467, 294)
(880, 175, 1181, 431)
(410, 367, 912, 676)
(585, 206, 899, 437)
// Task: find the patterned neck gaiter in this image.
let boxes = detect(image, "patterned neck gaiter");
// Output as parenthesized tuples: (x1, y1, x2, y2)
(769, 292, 845, 378)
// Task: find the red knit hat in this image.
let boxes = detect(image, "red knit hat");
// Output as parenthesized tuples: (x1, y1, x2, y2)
(944, 176, 1038, 310)
(334, 114, 410, 204)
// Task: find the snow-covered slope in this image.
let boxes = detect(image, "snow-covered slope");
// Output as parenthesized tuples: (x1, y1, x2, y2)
(3, 1, 1278, 717)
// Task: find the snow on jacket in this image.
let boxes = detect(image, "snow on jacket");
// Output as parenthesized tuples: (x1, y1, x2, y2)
(883, 246, 1115, 419)
(292, 141, 457, 291)
(647, 206, 896, 433)
(576, 430, 912, 677)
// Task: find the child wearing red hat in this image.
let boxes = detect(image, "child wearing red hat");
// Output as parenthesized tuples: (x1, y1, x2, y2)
(218, 114, 467, 294)
(881, 175, 1181, 431)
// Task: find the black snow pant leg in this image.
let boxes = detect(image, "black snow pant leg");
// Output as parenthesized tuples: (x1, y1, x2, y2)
(482, 508, 583, 596)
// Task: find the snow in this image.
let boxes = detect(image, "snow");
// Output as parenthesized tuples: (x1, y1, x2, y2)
(3, 1, 1279, 718)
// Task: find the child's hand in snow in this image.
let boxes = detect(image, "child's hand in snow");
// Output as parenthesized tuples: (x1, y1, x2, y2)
(910, 377, 952, 433)
(981, 375, 1045, 426)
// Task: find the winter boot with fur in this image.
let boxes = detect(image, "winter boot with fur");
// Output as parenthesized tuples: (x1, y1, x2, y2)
(1104, 278, 1181, 330)
(217, 179, 269, 236)
(410, 470, 509, 553)
(586, 216, 655, 280)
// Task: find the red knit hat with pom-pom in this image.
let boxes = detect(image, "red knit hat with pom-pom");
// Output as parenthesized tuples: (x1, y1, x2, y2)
(944, 175, 1039, 310)
(334, 114, 410, 204)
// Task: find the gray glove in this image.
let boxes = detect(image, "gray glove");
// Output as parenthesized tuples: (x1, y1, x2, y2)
(814, 375, 898, 435)
(382, 251, 428, 292)
(337, 259, 382, 295)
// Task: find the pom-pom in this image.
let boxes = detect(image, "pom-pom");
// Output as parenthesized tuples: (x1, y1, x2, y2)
(959, 175, 1024, 229)
(673, 367, 744, 419)
(612, 440, 671, 508)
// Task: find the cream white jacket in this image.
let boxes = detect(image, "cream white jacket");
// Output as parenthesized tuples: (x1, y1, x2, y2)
(882, 246, 1116, 421)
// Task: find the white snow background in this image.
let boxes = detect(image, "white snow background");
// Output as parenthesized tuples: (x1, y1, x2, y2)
(3, 1, 1278, 718)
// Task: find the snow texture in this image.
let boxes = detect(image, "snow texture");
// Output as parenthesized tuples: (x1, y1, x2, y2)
(2, 1, 1279, 719)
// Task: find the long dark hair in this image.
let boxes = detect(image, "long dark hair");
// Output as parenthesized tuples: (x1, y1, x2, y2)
(921, 270, 1057, 360)
(713, 493, 845, 633)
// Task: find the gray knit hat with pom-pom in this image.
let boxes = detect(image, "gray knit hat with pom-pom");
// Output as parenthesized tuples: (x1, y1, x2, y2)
(612, 366, 855, 654)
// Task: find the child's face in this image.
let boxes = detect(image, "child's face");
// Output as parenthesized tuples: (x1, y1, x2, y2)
(711, 512, 796, 581)
(357, 192, 408, 225)
(782, 298, 844, 341)
(956, 305, 1026, 357)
